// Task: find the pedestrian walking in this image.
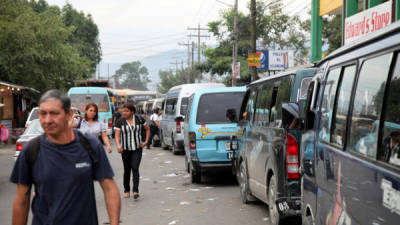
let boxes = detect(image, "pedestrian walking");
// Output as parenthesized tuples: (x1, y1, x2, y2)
(71, 103, 113, 153)
(10, 90, 120, 225)
(115, 103, 149, 199)
(147, 108, 162, 149)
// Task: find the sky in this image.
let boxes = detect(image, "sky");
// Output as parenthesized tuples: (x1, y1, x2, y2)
(46, 0, 311, 63)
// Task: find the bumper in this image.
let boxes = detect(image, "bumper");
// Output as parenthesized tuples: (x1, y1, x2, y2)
(275, 197, 302, 217)
(191, 158, 233, 173)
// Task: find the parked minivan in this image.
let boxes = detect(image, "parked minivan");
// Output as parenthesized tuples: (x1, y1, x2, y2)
(183, 87, 246, 183)
(300, 22, 400, 225)
(160, 83, 225, 154)
(234, 68, 316, 225)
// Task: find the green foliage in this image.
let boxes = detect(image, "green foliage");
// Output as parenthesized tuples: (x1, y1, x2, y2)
(0, 0, 90, 92)
(115, 61, 150, 91)
(61, 4, 102, 74)
(303, 15, 342, 55)
(201, 0, 308, 83)
(157, 70, 188, 94)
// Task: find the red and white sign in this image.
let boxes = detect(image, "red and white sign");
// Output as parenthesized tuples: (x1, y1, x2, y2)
(344, 1, 391, 45)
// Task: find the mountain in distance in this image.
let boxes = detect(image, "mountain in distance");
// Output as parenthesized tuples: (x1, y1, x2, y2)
(98, 49, 187, 91)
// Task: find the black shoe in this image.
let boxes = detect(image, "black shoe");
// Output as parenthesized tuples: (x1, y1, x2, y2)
(133, 193, 139, 199)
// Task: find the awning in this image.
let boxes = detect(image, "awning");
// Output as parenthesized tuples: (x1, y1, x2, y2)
(0, 81, 39, 93)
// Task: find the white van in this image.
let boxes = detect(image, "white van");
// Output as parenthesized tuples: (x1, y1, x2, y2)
(160, 83, 225, 154)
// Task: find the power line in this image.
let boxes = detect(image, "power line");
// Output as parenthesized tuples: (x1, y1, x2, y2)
(103, 37, 187, 56)
(102, 33, 186, 45)
(189, 0, 210, 27)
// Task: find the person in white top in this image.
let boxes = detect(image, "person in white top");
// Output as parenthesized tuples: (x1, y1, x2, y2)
(147, 108, 162, 149)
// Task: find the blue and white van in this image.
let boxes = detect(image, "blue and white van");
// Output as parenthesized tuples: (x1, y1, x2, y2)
(183, 87, 246, 183)
(160, 83, 225, 154)
(67, 87, 113, 136)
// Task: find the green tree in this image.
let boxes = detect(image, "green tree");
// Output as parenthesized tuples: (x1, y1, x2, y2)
(0, 0, 90, 92)
(303, 15, 342, 55)
(115, 61, 150, 90)
(200, 0, 307, 85)
(61, 3, 102, 74)
(157, 69, 188, 94)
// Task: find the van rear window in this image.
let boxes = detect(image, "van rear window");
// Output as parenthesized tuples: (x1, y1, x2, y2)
(70, 94, 110, 112)
(196, 92, 245, 124)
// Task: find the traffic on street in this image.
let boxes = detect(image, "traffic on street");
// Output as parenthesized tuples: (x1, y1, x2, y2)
(1, 0, 400, 225)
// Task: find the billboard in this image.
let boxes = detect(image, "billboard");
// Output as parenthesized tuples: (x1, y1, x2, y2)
(268, 50, 294, 70)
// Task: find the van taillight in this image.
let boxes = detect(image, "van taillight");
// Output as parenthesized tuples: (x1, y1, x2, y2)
(16, 143, 24, 151)
(189, 132, 196, 150)
(286, 133, 300, 179)
(108, 118, 113, 128)
(176, 121, 181, 134)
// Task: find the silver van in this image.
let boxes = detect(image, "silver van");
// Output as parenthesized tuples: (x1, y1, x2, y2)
(160, 83, 225, 154)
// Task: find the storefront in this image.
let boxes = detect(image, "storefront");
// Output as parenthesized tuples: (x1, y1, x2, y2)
(0, 81, 39, 143)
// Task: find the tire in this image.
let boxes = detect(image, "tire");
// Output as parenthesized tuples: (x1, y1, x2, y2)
(185, 155, 189, 173)
(239, 162, 255, 204)
(190, 163, 201, 183)
(160, 131, 169, 150)
(172, 136, 180, 155)
(268, 175, 282, 225)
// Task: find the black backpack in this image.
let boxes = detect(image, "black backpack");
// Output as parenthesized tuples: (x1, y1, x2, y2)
(26, 131, 98, 175)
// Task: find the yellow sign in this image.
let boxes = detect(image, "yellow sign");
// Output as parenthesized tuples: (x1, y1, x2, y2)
(320, 0, 342, 16)
(248, 53, 261, 67)
(198, 127, 211, 139)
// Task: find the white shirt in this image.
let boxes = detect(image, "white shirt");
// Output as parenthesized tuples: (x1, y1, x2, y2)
(150, 113, 161, 122)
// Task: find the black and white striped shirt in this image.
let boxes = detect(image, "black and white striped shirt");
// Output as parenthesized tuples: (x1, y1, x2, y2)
(115, 116, 146, 151)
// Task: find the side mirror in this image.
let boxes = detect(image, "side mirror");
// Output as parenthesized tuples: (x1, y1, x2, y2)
(282, 102, 299, 129)
(174, 116, 184, 122)
(226, 108, 237, 122)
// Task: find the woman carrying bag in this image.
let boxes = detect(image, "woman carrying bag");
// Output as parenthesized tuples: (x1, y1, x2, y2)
(71, 103, 112, 153)
(115, 103, 150, 199)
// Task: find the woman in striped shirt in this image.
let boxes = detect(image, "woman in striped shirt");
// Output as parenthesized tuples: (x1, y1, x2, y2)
(115, 103, 149, 199)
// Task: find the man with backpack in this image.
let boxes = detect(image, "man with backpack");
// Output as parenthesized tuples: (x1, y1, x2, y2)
(10, 90, 121, 225)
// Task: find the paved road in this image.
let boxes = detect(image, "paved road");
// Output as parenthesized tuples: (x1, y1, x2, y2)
(0, 142, 272, 225)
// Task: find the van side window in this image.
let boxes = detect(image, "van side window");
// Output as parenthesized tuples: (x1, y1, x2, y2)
(180, 97, 189, 116)
(271, 76, 292, 127)
(319, 68, 341, 143)
(299, 77, 312, 100)
(255, 84, 271, 127)
(166, 98, 177, 115)
(331, 65, 356, 147)
(378, 54, 400, 168)
(245, 89, 257, 124)
(349, 53, 393, 159)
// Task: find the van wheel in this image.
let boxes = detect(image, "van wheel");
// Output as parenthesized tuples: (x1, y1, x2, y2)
(185, 155, 189, 173)
(239, 162, 255, 204)
(268, 175, 282, 225)
(190, 164, 201, 183)
(172, 137, 179, 155)
(160, 131, 168, 150)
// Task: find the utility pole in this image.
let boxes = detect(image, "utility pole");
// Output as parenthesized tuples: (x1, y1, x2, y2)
(232, 0, 239, 86)
(191, 42, 195, 83)
(188, 25, 210, 82)
(107, 64, 110, 81)
(250, 0, 259, 82)
(178, 41, 192, 83)
(170, 59, 179, 74)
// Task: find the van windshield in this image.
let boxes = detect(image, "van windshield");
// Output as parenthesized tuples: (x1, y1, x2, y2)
(196, 92, 245, 124)
(70, 94, 110, 112)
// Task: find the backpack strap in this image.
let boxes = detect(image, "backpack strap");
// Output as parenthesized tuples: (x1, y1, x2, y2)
(26, 136, 42, 170)
(77, 131, 99, 165)
(25, 132, 98, 169)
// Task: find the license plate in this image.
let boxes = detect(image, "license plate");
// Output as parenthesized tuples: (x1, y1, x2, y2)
(225, 142, 230, 151)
